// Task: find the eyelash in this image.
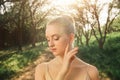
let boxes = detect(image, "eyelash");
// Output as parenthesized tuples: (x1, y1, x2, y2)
(54, 37, 59, 40)
(46, 37, 59, 41)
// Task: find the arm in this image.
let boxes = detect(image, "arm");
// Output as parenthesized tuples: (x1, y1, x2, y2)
(35, 63, 45, 80)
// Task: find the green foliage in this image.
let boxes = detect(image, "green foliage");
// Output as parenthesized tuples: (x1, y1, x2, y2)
(110, 15, 120, 32)
(0, 44, 45, 80)
(0, 0, 50, 49)
(77, 32, 120, 80)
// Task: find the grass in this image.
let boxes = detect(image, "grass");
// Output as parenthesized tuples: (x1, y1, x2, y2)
(0, 43, 46, 80)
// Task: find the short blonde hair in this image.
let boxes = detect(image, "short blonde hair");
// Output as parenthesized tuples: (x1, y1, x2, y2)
(46, 15, 75, 34)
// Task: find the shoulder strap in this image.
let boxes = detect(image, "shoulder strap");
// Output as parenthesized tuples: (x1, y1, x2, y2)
(86, 71, 91, 80)
(86, 66, 91, 80)
(45, 63, 53, 80)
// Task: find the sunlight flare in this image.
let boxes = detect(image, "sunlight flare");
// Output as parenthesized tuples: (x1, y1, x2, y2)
(52, 0, 75, 6)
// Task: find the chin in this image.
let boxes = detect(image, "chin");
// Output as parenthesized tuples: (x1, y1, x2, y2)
(52, 52, 64, 57)
(52, 52, 59, 56)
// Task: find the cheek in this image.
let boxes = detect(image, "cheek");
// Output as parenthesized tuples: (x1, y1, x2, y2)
(56, 38, 69, 49)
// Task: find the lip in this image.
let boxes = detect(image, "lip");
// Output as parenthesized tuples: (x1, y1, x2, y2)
(50, 48, 57, 52)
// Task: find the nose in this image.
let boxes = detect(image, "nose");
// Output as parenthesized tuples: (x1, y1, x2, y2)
(48, 40, 54, 47)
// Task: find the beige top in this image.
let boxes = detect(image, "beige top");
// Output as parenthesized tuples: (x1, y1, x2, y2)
(45, 63, 91, 80)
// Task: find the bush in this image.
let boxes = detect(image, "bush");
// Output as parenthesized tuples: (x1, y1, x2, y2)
(77, 32, 120, 80)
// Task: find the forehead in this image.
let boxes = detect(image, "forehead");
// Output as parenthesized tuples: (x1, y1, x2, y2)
(45, 24, 66, 37)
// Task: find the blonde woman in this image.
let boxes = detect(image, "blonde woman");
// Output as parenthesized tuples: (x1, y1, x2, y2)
(35, 15, 99, 80)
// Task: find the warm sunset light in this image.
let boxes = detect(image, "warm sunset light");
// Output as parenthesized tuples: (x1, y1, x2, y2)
(52, 0, 75, 6)
(50, 0, 113, 15)
(51, 0, 112, 7)
(0, 0, 119, 80)
(49, 0, 115, 29)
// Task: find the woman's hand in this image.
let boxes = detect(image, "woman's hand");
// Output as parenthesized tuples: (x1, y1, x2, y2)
(56, 44, 78, 80)
(61, 43, 78, 75)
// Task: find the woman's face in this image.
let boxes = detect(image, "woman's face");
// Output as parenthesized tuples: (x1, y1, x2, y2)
(45, 24, 71, 56)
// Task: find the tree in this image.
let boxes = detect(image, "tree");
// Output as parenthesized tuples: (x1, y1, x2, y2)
(73, 0, 120, 49)
(74, 6, 94, 46)
(75, 22, 84, 46)
(0, 0, 16, 49)
(114, 0, 120, 9)
(69, 1, 95, 46)
(0, 0, 53, 50)
(109, 15, 120, 32)
(28, 0, 52, 47)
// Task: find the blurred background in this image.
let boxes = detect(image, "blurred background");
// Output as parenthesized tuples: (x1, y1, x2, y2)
(0, 0, 120, 80)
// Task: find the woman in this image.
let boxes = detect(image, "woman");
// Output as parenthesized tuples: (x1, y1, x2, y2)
(35, 15, 99, 80)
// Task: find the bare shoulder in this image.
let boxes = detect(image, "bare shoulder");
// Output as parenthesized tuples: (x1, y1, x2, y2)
(35, 63, 47, 72)
(86, 64, 99, 80)
(35, 63, 47, 80)
(76, 58, 99, 80)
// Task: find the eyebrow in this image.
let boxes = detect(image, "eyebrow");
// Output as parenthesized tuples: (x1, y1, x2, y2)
(46, 34, 60, 38)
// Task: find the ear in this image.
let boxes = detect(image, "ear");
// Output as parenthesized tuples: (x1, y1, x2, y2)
(69, 33, 75, 44)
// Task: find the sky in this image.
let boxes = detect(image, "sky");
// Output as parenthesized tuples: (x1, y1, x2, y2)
(0, 0, 118, 27)
(51, 0, 114, 26)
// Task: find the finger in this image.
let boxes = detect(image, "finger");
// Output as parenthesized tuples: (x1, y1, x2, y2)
(70, 55, 75, 62)
(68, 47, 78, 58)
(64, 43, 70, 55)
(69, 51, 78, 60)
(67, 47, 78, 56)
(72, 50, 78, 55)
(68, 51, 78, 63)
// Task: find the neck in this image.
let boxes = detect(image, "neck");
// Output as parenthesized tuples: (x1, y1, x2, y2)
(56, 56, 64, 64)
(55, 55, 77, 65)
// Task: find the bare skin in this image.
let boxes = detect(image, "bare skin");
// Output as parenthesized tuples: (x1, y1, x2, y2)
(35, 48, 99, 80)
(35, 20, 99, 80)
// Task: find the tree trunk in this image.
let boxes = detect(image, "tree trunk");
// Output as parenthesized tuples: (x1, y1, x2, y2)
(17, 27, 23, 51)
(31, 26, 36, 47)
(32, 38, 36, 47)
(76, 35, 83, 46)
(0, 28, 5, 49)
(86, 39, 89, 46)
(98, 39, 104, 49)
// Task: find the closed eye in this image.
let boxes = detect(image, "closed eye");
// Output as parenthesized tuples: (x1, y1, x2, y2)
(53, 36, 59, 41)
